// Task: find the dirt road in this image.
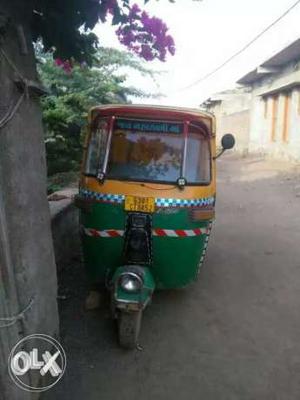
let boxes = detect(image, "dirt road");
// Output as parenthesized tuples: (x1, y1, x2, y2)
(43, 155, 300, 400)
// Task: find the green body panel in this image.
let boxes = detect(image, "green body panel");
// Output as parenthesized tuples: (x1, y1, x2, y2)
(80, 202, 212, 289)
(81, 203, 124, 283)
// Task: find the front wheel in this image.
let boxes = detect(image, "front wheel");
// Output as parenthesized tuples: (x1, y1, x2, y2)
(118, 310, 142, 349)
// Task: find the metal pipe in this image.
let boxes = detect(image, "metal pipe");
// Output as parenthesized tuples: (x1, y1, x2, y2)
(98, 116, 115, 180)
(181, 120, 189, 178)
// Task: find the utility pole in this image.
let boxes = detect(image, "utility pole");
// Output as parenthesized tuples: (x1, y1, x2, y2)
(0, 1, 59, 398)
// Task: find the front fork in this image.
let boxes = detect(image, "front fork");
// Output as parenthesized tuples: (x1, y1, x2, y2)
(112, 213, 155, 347)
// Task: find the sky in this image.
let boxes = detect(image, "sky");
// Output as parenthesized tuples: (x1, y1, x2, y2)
(95, 0, 300, 107)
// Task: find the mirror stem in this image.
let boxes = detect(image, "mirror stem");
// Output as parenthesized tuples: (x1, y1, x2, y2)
(214, 148, 226, 160)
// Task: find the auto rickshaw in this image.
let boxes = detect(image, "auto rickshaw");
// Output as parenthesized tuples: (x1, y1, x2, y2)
(76, 104, 235, 348)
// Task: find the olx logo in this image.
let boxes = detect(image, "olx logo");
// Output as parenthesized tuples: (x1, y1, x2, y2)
(8, 334, 66, 392)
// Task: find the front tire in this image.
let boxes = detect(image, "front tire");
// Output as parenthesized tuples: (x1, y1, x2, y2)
(118, 310, 142, 349)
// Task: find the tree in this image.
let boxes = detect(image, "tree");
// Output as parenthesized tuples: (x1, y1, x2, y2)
(38, 47, 158, 179)
(31, 1, 175, 64)
(0, 2, 175, 397)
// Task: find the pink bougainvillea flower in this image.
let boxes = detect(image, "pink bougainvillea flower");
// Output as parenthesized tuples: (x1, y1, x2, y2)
(129, 3, 141, 18)
(54, 58, 73, 73)
(56, 2, 175, 66)
(116, 3, 175, 62)
(140, 45, 155, 61)
(54, 58, 63, 67)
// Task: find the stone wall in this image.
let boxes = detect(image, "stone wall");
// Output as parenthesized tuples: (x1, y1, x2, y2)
(49, 189, 79, 269)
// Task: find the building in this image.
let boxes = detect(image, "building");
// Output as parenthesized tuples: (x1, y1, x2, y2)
(237, 38, 300, 161)
(202, 38, 300, 161)
(201, 88, 252, 155)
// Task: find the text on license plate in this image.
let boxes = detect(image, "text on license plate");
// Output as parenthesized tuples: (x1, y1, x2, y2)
(124, 196, 155, 213)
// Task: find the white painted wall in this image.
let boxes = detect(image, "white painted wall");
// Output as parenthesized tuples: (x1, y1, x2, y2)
(248, 62, 300, 161)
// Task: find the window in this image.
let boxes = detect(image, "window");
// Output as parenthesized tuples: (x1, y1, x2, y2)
(107, 124, 183, 183)
(185, 133, 211, 183)
(85, 119, 109, 175)
(85, 117, 211, 185)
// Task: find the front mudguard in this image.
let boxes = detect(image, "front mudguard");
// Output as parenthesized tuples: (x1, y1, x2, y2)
(111, 266, 155, 313)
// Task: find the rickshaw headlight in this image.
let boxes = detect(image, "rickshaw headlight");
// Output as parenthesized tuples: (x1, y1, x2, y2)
(119, 272, 143, 293)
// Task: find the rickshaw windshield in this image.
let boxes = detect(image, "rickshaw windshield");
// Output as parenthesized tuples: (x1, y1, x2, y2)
(85, 117, 211, 184)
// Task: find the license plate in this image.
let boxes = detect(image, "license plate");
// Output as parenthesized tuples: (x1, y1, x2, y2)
(124, 196, 155, 213)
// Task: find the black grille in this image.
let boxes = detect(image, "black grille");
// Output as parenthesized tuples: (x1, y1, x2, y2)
(123, 213, 152, 265)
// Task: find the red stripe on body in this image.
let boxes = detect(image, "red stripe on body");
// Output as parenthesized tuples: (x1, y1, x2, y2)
(107, 230, 121, 237)
(175, 230, 187, 237)
(90, 229, 100, 237)
(193, 228, 202, 235)
(154, 229, 167, 236)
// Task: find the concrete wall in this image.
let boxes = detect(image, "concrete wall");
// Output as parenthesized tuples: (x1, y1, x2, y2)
(49, 189, 79, 269)
(205, 90, 251, 155)
(217, 110, 250, 155)
(0, 4, 59, 398)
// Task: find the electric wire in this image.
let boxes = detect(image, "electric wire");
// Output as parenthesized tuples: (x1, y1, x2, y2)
(180, 0, 300, 91)
(0, 296, 35, 328)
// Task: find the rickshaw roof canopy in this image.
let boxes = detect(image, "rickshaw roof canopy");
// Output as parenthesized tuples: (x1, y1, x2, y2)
(90, 104, 215, 133)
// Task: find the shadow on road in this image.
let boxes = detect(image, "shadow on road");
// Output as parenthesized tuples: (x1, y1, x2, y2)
(43, 155, 300, 400)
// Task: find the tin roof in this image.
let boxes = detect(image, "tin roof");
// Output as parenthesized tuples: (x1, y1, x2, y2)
(237, 38, 300, 85)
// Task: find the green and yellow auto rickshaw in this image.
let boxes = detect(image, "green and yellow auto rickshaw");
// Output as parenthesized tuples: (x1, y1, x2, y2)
(76, 104, 234, 348)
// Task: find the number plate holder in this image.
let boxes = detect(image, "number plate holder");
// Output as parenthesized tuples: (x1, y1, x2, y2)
(124, 196, 155, 213)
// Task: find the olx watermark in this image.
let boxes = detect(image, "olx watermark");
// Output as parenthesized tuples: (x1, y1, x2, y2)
(8, 334, 66, 392)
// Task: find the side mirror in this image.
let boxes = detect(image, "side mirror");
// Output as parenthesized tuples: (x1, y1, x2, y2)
(221, 133, 235, 150)
(215, 133, 235, 159)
